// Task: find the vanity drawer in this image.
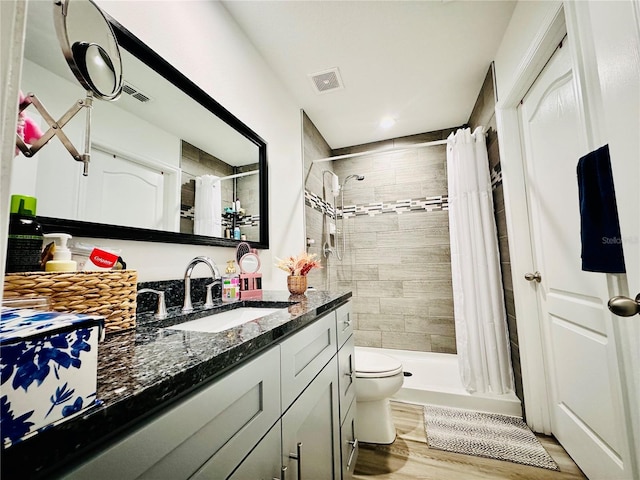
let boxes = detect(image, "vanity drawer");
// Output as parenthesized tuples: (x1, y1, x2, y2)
(338, 334, 356, 425)
(280, 311, 337, 411)
(336, 301, 353, 349)
(63, 347, 281, 480)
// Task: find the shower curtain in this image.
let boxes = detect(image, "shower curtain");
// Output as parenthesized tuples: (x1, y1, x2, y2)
(194, 174, 222, 237)
(446, 126, 514, 395)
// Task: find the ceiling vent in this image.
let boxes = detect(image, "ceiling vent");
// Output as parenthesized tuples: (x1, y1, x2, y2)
(309, 67, 344, 94)
(122, 82, 152, 103)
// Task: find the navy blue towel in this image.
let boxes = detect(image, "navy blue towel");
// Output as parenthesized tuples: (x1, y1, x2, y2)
(577, 144, 626, 273)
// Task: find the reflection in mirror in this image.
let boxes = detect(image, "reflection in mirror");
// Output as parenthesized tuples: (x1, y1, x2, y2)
(13, 1, 268, 247)
(72, 42, 118, 95)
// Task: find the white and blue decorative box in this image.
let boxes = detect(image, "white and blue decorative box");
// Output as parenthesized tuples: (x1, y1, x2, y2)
(0, 307, 104, 447)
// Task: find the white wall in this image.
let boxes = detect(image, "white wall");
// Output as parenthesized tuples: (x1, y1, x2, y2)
(64, 1, 305, 285)
(493, 0, 563, 104)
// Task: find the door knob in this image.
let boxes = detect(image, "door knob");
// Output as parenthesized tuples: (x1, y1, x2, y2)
(608, 293, 640, 317)
(524, 271, 542, 283)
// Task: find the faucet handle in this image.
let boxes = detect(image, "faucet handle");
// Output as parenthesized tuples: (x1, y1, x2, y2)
(137, 288, 167, 319)
(204, 280, 221, 309)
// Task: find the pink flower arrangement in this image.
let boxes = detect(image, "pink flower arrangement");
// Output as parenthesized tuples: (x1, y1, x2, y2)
(276, 252, 322, 276)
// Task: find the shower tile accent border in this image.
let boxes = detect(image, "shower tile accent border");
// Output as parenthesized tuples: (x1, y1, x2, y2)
(491, 163, 502, 189)
(305, 189, 448, 219)
(305, 166, 496, 219)
(305, 190, 336, 218)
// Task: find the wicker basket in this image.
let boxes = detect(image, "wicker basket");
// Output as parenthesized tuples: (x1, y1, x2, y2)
(3, 270, 138, 333)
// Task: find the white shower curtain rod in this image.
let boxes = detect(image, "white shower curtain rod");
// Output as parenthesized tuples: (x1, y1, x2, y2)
(312, 138, 448, 164)
(218, 170, 258, 181)
(312, 127, 488, 164)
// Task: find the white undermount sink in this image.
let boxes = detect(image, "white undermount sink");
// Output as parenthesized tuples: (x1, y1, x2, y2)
(167, 307, 285, 333)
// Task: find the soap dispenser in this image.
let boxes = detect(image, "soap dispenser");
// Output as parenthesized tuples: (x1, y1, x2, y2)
(43, 233, 77, 272)
(222, 260, 240, 302)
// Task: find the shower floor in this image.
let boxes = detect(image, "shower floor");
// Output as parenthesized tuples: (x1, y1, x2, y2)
(358, 347, 522, 417)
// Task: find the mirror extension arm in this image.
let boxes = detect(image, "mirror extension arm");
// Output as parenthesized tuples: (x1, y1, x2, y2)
(15, 91, 93, 176)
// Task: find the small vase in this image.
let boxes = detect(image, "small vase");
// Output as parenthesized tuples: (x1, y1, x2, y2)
(287, 275, 307, 295)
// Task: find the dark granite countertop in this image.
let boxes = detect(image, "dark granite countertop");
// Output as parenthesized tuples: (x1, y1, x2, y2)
(1, 289, 352, 479)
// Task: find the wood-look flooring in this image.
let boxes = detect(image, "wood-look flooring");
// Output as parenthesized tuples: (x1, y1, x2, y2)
(353, 402, 588, 480)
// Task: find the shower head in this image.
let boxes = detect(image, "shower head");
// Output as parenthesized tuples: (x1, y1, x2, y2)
(343, 174, 365, 186)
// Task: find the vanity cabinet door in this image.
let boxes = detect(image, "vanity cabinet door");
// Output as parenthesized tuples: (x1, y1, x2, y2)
(63, 346, 281, 480)
(341, 400, 359, 480)
(337, 334, 356, 425)
(335, 301, 353, 349)
(280, 311, 337, 411)
(282, 356, 341, 480)
(212, 421, 282, 480)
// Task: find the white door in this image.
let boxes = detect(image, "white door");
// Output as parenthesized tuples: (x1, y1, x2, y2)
(588, 0, 640, 472)
(78, 148, 165, 230)
(519, 36, 633, 479)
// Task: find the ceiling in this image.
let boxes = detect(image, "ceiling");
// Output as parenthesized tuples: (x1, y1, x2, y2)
(221, 0, 517, 149)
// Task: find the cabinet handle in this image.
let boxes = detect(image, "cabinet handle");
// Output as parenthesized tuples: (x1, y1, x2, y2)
(347, 438, 358, 470)
(288, 442, 303, 480)
(273, 465, 287, 480)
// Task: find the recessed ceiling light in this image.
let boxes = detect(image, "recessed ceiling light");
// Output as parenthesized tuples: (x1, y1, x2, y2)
(379, 117, 396, 129)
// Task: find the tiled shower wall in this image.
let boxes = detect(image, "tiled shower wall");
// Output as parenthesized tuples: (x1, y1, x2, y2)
(302, 111, 337, 290)
(303, 114, 460, 353)
(468, 64, 524, 409)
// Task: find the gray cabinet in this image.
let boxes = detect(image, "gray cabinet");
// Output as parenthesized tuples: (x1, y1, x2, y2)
(63, 301, 355, 480)
(335, 302, 353, 349)
(337, 334, 356, 425)
(282, 356, 341, 480)
(64, 346, 281, 480)
(280, 310, 337, 411)
(336, 302, 358, 480)
(341, 400, 358, 480)
(225, 422, 283, 480)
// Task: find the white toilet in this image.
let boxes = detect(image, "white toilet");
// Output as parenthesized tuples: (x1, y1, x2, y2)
(354, 347, 404, 444)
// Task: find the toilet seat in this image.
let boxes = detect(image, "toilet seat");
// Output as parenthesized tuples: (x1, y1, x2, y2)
(355, 350, 403, 378)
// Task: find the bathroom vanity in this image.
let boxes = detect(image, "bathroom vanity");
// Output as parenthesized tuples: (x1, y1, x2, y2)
(1, 290, 354, 479)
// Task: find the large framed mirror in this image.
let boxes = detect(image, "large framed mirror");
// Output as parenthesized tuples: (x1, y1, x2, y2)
(12, 1, 269, 249)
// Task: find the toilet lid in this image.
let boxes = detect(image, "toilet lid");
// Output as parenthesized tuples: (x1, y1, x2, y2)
(355, 350, 403, 378)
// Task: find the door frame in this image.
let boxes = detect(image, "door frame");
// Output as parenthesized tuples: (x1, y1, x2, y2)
(496, 4, 635, 464)
(495, 4, 566, 435)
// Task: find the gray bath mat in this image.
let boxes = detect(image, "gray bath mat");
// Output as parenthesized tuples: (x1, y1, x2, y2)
(423, 405, 559, 471)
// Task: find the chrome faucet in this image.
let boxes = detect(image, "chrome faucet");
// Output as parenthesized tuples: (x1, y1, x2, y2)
(182, 256, 221, 313)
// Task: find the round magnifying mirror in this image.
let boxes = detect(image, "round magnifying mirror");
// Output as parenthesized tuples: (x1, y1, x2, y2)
(239, 253, 261, 274)
(54, 0, 122, 100)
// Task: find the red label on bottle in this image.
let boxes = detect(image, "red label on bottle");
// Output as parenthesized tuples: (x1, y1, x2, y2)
(89, 248, 118, 268)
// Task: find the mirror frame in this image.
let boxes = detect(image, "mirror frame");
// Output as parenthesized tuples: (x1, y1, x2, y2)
(37, 16, 269, 249)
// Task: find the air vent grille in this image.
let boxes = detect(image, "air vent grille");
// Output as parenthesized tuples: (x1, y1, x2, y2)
(122, 82, 152, 103)
(309, 67, 344, 94)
